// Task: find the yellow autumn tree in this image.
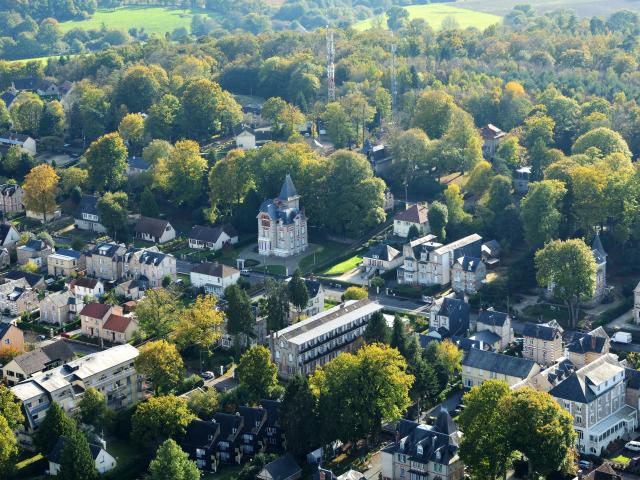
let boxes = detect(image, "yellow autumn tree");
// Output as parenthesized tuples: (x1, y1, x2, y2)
(172, 295, 224, 350)
(22, 164, 59, 222)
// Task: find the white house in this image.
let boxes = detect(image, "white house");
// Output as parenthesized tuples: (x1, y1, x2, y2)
(236, 128, 256, 150)
(134, 217, 176, 244)
(74, 195, 107, 233)
(393, 204, 429, 238)
(190, 262, 240, 297)
(48, 436, 117, 475)
(188, 224, 238, 251)
(0, 133, 36, 156)
(0, 223, 21, 248)
(361, 244, 403, 274)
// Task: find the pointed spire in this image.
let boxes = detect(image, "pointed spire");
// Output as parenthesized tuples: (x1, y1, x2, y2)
(592, 232, 606, 257)
(278, 174, 298, 200)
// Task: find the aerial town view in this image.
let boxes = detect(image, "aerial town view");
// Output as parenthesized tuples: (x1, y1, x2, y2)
(4, 0, 640, 479)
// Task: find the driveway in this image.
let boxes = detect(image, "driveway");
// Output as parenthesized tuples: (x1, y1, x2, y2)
(237, 242, 322, 275)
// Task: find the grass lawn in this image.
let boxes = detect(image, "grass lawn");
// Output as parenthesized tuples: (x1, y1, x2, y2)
(353, 4, 501, 31)
(253, 264, 286, 275)
(321, 255, 362, 275)
(7, 53, 80, 65)
(203, 465, 243, 480)
(608, 454, 631, 465)
(299, 241, 348, 273)
(58, 6, 214, 35)
(324, 298, 340, 310)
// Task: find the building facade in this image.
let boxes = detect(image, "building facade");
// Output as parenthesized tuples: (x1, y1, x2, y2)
(462, 348, 540, 388)
(85, 243, 127, 282)
(0, 184, 24, 214)
(522, 320, 564, 367)
(451, 256, 486, 294)
(190, 262, 240, 297)
(47, 249, 85, 277)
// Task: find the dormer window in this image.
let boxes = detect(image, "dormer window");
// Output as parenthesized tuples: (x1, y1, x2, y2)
(416, 445, 423, 455)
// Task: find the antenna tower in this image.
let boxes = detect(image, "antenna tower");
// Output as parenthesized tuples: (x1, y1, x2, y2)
(326, 26, 336, 102)
(391, 35, 397, 123)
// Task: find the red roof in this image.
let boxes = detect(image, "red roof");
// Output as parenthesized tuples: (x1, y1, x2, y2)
(79, 303, 110, 319)
(103, 314, 132, 333)
(394, 204, 428, 224)
(74, 277, 100, 289)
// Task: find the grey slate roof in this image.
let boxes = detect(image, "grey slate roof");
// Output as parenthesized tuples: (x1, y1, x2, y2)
(305, 279, 321, 298)
(48, 436, 102, 464)
(278, 174, 298, 200)
(567, 328, 608, 354)
(522, 321, 562, 341)
(75, 195, 99, 219)
(257, 454, 301, 480)
(0, 224, 16, 244)
(455, 256, 482, 272)
(182, 419, 219, 450)
(135, 216, 171, 239)
(4, 270, 43, 288)
(0, 323, 11, 338)
(463, 349, 537, 379)
(53, 248, 82, 259)
(192, 261, 238, 278)
(477, 309, 508, 327)
(549, 354, 624, 403)
(471, 330, 501, 346)
(11, 340, 74, 376)
(436, 297, 470, 336)
(364, 243, 401, 262)
(127, 156, 150, 171)
(189, 224, 238, 243)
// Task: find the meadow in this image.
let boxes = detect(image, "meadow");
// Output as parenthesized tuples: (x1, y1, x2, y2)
(353, 4, 502, 31)
(58, 6, 209, 35)
(451, 0, 640, 17)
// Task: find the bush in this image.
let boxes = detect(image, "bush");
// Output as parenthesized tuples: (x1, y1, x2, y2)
(594, 297, 634, 326)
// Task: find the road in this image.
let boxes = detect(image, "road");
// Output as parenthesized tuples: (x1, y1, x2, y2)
(322, 285, 430, 316)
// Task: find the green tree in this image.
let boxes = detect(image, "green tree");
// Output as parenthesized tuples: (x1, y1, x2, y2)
(390, 128, 432, 187)
(535, 238, 596, 327)
(140, 187, 159, 217)
(10, 92, 43, 135)
(131, 396, 195, 453)
(224, 284, 255, 350)
(434, 339, 463, 383)
(58, 430, 98, 480)
(237, 346, 279, 401)
(22, 164, 59, 222)
(116, 65, 167, 113)
(264, 279, 290, 332)
(404, 337, 439, 411)
(495, 136, 524, 168)
(136, 288, 181, 338)
(466, 160, 494, 197)
(148, 439, 199, 480)
(261, 97, 305, 138)
(322, 102, 354, 148)
(572, 126, 631, 159)
(280, 375, 320, 459)
(180, 78, 241, 139)
(143, 140, 175, 166)
(428, 201, 448, 240)
(521, 114, 555, 150)
(521, 180, 567, 248)
(186, 389, 219, 420)
(411, 90, 458, 139)
(77, 387, 106, 429)
(458, 380, 515, 480)
(85, 132, 128, 192)
(39, 100, 65, 137)
(390, 316, 408, 356)
(386, 6, 410, 30)
(154, 140, 207, 206)
(97, 191, 128, 241)
(118, 113, 145, 153)
(443, 183, 470, 225)
(59, 167, 89, 196)
(135, 340, 184, 394)
(0, 415, 18, 476)
(0, 385, 24, 430)
(363, 311, 391, 344)
(208, 149, 253, 219)
(438, 110, 483, 173)
(34, 402, 76, 454)
(0, 99, 10, 130)
(288, 269, 309, 317)
(146, 94, 181, 141)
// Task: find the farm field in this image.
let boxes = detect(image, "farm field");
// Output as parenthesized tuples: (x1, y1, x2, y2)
(58, 6, 211, 35)
(451, 0, 640, 17)
(7, 53, 80, 64)
(353, 4, 502, 31)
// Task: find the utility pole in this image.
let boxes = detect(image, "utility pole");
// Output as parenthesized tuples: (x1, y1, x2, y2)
(326, 26, 336, 102)
(391, 34, 397, 124)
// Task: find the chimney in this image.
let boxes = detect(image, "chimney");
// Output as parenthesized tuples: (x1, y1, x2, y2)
(591, 334, 597, 351)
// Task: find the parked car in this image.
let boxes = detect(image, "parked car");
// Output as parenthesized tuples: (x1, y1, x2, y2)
(577, 460, 592, 470)
(201, 371, 215, 380)
(626, 440, 640, 452)
(612, 331, 633, 344)
(240, 268, 251, 276)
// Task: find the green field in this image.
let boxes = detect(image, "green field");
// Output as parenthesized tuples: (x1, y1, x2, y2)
(321, 255, 362, 275)
(7, 53, 80, 65)
(59, 6, 210, 35)
(353, 4, 502, 31)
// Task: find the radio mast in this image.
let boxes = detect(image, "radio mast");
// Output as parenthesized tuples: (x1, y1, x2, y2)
(391, 35, 397, 123)
(326, 26, 336, 102)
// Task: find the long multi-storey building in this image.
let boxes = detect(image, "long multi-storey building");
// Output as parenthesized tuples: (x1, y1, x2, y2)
(11, 344, 141, 447)
(269, 298, 382, 378)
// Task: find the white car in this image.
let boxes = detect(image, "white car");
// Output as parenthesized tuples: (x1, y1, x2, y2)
(240, 268, 251, 276)
(201, 371, 215, 380)
(625, 440, 640, 451)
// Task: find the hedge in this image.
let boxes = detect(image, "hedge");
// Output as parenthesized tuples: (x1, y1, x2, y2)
(594, 297, 634, 327)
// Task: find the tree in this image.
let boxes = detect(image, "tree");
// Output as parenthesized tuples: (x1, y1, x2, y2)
(343, 286, 368, 301)
(443, 183, 470, 225)
(85, 132, 128, 192)
(0, 99, 10, 131)
(390, 128, 432, 187)
(135, 340, 184, 394)
(224, 284, 255, 349)
(428, 201, 448, 240)
(0, 415, 18, 476)
(58, 430, 98, 480)
(521, 114, 555, 150)
(77, 387, 106, 429)
(505, 388, 575, 478)
(280, 375, 320, 459)
(411, 90, 458, 139)
(322, 102, 355, 148)
(143, 140, 175, 166)
(288, 269, 309, 317)
(390, 316, 408, 356)
(34, 402, 76, 454)
(172, 295, 224, 350)
(59, 167, 88, 196)
(186, 388, 219, 420)
(434, 340, 463, 384)
(21, 164, 58, 222)
(208, 149, 253, 219)
(261, 97, 305, 138)
(10, 92, 43, 135)
(466, 160, 494, 197)
(495, 136, 524, 168)
(146, 94, 180, 141)
(136, 288, 180, 338)
(154, 140, 207, 206)
(458, 380, 515, 480)
(386, 6, 410, 30)
(118, 113, 145, 152)
(0, 385, 23, 431)
(404, 337, 439, 411)
(140, 187, 159, 217)
(39, 100, 65, 137)
(131, 396, 195, 453)
(364, 311, 391, 344)
(237, 346, 279, 401)
(116, 65, 167, 113)
(521, 180, 567, 248)
(535, 239, 596, 327)
(339, 92, 375, 147)
(180, 78, 241, 139)
(572, 127, 631, 159)
(264, 279, 290, 332)
(148, 439, 199, 480)
(438, 110, 483, 173)
(96, 192, 128, 241)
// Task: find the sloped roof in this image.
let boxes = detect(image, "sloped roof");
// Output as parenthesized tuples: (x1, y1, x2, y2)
(11, 340, 74, 376)
(471, 330, 501, 346)
(278, 174, 298, 200)
(463, 349, 537, 379)
(364, 243, 401, 262)
(75, 195, 99, 218)
(522, 320, 563, 341)
(182, 419, 219, 449)
(103, 314, 133, 333)
(135, 216, 171, 238)
(567, 327, 609, 354)
(480, 123, 506, 140)
(79, 303, 110, 319)
(73, 277, 100, 289)
(4, 270, 42, 288)
(0, 224, 17, 244)
(51, 248, 82, 260)
(189, 224, 238, 243)
(394, 204, 428, 224)
(128, 156, 150, 171)
(48, 436, 102, 464)
(477, 309, 508, 327)
(257, 454, 301, 480)
(549, 354, 624, 403)
(454, 256, 482, 272)
(192, 262, 239, 278)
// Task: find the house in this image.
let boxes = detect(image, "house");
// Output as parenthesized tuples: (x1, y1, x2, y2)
(188, 224, 238, 251)
(134, 217, 176, 244)
(126, 156, 150, 175)
(0, 223, 21, 247)
(462, 348, 540, 389)
(522, 320, 564, 367)
(0, 277, 38, 316)
(4, 270, 45, 290)
(0, 133, 36, 156)
(549, 354, 637, 455)
(85, 243, 127, 282)
(74, 195, 107, 233)
(47, 249, 85, 277)
(235, 127, 272, 150)
(591, 233, 608, 303)
(428, 296, 469, 338)
(578, 463, 621, 480)
(393, 204, 429, 238)
(17, 238, 54, 267)
(287, 278, 324, 319)
(212, 412, 244, 465)
(0, 323, 24, 355)
(1, 340, 74, 386)
(270, 299, 382, 378)
(80, 303, 138, 344)
(0, 184, 25, 214)
(468, 330, 501, 351)
(69, 277, 104, 301)
(39, 291, 79, 325)
(364, 143, 394, 175)
(0, 248, 9, 267)
(396, 235, 438, 285)
(11, 344, 141, 445)
(48, 435, 117, 475)
(238, 405, 268, 456)
(513, 166, 531, 194)
(513, 357, 575, 393)
(260, 399, 286, 451)
(124, 247, 177, 288)
(181, 419, 220, 472)
(190, 262, 240, 297)
(102, 312, 138, 344)
(566, 327, 610, 369)
(381, 409, 464, 480)
(361, 244, 403, 274)
(475, 308, 513, 350)
(481, 240, 501, 267)
(480, 124, 506, 159)
(115, 279, 142, 300)
(258, 174, 308, 258)
(9, 77, 41, 94)
(257, 454, 302, 480)
(451, 256, 486, 294)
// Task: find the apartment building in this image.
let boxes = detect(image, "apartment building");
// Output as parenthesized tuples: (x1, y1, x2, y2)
(522, 320, 564, 367)
(549, 354, 637, 456)
(475, 308, 514, 350)
(462, 349, 540, 389)
(123, 247, 176, 288)
(269, 299, 383, 378)
(47, 249, 85, 277)
(0, 183, 24, 214)
(85, 243, 127, 282)
(11, 344, 141, 447)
